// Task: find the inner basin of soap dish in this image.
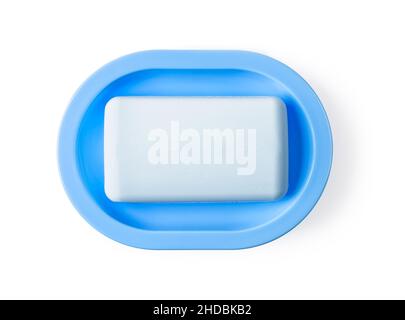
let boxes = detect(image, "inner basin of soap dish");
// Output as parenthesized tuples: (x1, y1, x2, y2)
(76, 69, 312, 232)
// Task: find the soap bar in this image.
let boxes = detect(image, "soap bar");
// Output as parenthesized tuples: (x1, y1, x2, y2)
(104, 96, 288, 202)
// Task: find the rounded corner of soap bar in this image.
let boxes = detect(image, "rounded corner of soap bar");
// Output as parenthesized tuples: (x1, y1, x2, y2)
(269, 96, 286, 106)
(104, 96, 121, 112)
(272, 183, 289, 201)
(104, 183, 120, 203)
(272, 97, 288, 117)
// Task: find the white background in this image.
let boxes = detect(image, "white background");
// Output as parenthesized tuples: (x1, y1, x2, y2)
(0, 0, 404, 300)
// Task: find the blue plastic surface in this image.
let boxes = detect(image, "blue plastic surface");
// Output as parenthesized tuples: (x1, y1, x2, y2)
(58, 50, 332, 249)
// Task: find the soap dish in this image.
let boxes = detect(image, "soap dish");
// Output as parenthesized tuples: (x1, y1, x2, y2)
(58, 50, 332, 249)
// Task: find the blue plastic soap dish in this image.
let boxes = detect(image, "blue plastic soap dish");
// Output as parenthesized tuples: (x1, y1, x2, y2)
(58, 50, 332, 249)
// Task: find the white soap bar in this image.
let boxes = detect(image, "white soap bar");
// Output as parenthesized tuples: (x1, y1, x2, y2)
(104, 97, 288, 202)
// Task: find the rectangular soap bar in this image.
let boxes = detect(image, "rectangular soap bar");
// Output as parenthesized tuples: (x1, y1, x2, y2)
(104, 96, 288, 202)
